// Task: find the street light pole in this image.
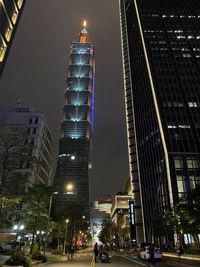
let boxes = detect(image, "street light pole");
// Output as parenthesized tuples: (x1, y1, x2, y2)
(63, 219, 69, 255)
(44, 191, 58, 254)
(48, 191, 58, 220)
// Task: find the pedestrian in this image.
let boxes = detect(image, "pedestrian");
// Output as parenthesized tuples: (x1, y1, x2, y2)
(176, 241, 184, 258)
(93, 243, 99, 263)
(148, 243, 155, 266)
(67, 244, 75, 260)
(99, 244, 104, 261)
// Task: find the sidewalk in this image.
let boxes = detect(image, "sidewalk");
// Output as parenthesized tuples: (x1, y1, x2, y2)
(45, 248, 93, 262)
(162, 252, 200, 261)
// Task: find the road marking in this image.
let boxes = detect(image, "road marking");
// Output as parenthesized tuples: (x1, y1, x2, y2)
(120, 256, 148, 266)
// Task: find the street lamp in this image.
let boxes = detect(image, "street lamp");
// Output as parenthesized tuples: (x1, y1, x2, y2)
(63, 219, 69, 255)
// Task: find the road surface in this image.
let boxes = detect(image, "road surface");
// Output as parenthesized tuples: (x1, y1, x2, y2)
(46, 249, 196, 267)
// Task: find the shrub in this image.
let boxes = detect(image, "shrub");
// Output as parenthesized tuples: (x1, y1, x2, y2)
(5, 250, 31, 267)
(31, 253, 47, 263)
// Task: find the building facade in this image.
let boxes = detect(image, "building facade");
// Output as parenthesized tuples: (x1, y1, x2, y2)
(53, 22, 95, 221)
(111, 178, 134, 241)
(0, 0, 26, 77)
(119, 0, 200, 243)
(0, 100, 53, 188)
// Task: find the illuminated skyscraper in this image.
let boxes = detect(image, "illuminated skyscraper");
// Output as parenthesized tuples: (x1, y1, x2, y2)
(119, 0, 200, 243)
(53, 22, 95, 221)
(0, 0, 26, 77)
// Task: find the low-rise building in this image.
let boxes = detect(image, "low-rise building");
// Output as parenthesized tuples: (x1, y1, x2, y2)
(111, 178, 133, 241)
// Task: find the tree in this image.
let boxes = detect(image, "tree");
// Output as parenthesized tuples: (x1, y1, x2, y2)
(155, 185, 200, 247)
(54, 204, 87, 244)
(0, 195, 22, 228)
(176, 185, 200, 247)
(98, 221, 118, 245)
(21, 184, 53, 253)
(0, 128, 33, 194)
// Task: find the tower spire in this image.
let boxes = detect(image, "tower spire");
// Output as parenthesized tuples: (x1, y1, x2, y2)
(79, 20, 89, 43)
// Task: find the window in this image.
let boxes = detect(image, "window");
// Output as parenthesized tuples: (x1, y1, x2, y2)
(178, 125, 190, 129)
(29, 118, 32, 124)
(174, 157, 183, 168)
(30, 138, 34, 145)
(33, 128, 37, 135)
(189, 176, 195, 190)
(35, 118, 39, 124)
(187, 158, 199, 168)
(188, 102, 198, 107)
(177, 179, 184, 193)
(168, 125, 177, 128)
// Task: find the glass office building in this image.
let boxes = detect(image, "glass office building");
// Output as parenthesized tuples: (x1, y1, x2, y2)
(119, 0, 200, 243)
(0, 0, 26, 77)
(53, 22, 95, 222)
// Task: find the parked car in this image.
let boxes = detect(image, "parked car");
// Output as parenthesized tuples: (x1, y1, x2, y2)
(139, 245, 162, 260)
(0, 241, 26, 254)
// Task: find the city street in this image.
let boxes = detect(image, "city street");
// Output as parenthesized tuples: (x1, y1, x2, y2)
(45, 250, 197, 267)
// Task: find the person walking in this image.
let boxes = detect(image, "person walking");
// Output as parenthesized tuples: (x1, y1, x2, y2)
(148, 243, 155, 266)
(176, 241, 184, 258)
(93, 243, 99, 263)
(67, 244, 75, 260)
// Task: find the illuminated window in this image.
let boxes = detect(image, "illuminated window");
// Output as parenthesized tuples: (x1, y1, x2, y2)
(11, 10, 19, 24)
(168, 125, 177, 128)
(189, 176, 196, 190)
(182, 54, 191, 58)
(188, 102, 198, 107)
(0, 42, 7, 63)
(187, 158, 199, 169)
(176, 177, 184, 193)
(5, 27, 13, 42)
(177, 36, 185, 39)
(178, 125, 190, 129)
(174, 158, 183, 169)
(17, 0, 23, 9)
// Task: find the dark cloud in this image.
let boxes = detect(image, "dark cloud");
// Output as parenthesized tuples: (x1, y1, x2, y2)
(0, 0, 128, 201)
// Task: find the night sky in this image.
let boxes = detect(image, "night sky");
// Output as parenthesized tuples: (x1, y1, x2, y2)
(0, 0, 128, 201)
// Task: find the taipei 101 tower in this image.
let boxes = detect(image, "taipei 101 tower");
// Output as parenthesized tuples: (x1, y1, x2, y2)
(53, 21, 95, 222)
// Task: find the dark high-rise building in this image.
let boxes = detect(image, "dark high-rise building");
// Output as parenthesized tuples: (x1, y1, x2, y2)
(119, 0, 200, 243)
(53, 22, 95, 221)
(0, 0, 26, 77)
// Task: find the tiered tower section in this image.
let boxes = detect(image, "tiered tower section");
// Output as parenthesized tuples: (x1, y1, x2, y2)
(62, 21, 94, 140)
(53, 22, 95, 222)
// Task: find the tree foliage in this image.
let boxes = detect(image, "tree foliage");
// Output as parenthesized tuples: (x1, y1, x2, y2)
(154, 185, 200, 244)
(98, 220, 118, 244)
